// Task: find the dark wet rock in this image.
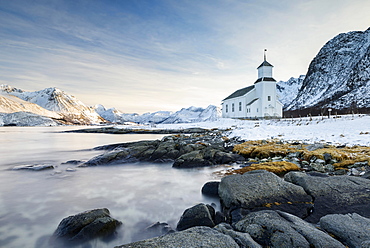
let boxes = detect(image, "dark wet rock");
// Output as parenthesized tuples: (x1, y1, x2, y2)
(362, 171, 370, 179)
(214, 211, 227, 225)
(84, 132, 242, 168)
(173, 150, 213, 168)
(132, 221, 174, 241)
(51, 208, 121, 244)
(201, 181, 220, 197)
(320, 213, 370, 248)
(214, 223, 262, 248)
(218, 170, 313, 223)
(115, 226, 239, 248)
(176, 203, 215, 231)
(234, 210, 345, 248)
(12, 164, 54, 171)
(62, 160, 83, 165)
(284, 171, 370, 223)
(323, 153, 332, 164)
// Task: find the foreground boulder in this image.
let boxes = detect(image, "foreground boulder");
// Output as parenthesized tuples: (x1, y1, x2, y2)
(218, 170, 313, 223)
(320, 213, 370, 248)
(176, 203, 215, 231)
(214, 223, 262, 248)
(201, 181, 220, 197)
(284, 171, 370, 223)
(234, 210, 345, 248)
(114, 226, 239, 248)
(51, 208, 121, 245)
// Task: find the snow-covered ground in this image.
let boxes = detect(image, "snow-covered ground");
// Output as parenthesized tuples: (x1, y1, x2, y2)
(140, 114, 370, 146)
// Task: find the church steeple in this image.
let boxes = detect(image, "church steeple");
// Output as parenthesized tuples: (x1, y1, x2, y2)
(256, 49, 274, 80)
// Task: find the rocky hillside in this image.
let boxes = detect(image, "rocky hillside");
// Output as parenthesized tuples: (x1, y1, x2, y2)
(285, 27, 370, 116)
(277, 75, 305, 108)
(1, 85, 105, 125)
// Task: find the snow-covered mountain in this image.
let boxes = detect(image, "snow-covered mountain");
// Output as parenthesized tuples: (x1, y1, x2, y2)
(285, 27, 370, 115)
(0, 90, 60, 118)
(1, 85, 105, 125)
(0, 84, 221, 126)
(277, 75, 305, 108)
(0, 112, 59, 126)
(160, 105, 220, 124)
(94, 105, 221, 124)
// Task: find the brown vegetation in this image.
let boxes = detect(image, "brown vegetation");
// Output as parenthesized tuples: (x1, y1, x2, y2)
(224, 161, 300, 176)
(232, 140, 370, 172)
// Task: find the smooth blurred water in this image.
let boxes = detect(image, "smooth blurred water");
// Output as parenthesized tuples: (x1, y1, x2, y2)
(0, 126, 221, 248)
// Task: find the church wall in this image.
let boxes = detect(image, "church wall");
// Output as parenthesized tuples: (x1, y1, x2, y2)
(255, 81, 281, 118)
(222, 96, 247, 118)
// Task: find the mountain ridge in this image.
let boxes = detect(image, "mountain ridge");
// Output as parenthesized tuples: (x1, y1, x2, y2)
(0, 84, 221, 126)
(284, 27, 370, 116)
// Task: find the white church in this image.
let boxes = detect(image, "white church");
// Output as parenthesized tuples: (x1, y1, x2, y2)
(222, 52, 283, 119)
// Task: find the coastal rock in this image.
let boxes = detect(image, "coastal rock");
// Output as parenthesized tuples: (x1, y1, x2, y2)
(173, 150, 213, 168)
(214, 223, 262, 248)
(201, 181, 220, 197)
(51, 208, 121, 244)
(284, 171, 370, 223)
(12, 164, 54, 171)
(114, 226, 239, 248)
(176, 203, 215, 231)
(84, 132, 243, 168)
(320, 213, 370, 248)
(218, 170, 313, 223)
(234, 210, 345, 248)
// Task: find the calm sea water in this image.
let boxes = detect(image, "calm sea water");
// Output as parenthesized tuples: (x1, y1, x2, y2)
(0, 126, 221, 248)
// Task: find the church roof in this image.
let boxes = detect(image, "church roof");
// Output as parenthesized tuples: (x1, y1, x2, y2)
(254, 77, 276, 84)
(257, 60, 273, 69)
(246, 98, 259, 106)
(223, 85, 254, 101)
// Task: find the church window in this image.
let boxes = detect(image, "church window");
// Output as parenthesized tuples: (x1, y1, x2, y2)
(225, 104, 228, 113)
(268, 96, 271, 101)
(232, 103, 235, 112)
(239, 102, 242, 111)
(257, 108, 258, 112)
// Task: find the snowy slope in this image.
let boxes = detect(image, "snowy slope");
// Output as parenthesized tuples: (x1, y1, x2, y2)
(0, 92, 60, 118)
(1, 85, 105, 124)
(277, 75, 305, 107)
(160, 106, 220, 124)
(94, 105, 221, 124)
(154, 115, 370, 146)
(0, 112, 59, 126)
(286, 28, 370, 114)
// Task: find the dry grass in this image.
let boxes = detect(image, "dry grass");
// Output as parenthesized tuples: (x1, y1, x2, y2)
(224, 161, 300, 176)
(233, 140, 301, 159)
(233, 140, 370, 171)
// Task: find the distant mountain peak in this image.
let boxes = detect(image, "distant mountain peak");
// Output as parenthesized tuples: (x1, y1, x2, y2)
(1, 84, 105, 125)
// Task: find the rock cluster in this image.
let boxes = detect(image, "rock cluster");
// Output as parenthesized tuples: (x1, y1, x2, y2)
(53, 133, 370, 247)
(115, 170, 370, 247)
(84, 132, 244, 168)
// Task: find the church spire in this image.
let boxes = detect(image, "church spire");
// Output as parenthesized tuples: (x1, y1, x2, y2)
(264, 49, 267, 61)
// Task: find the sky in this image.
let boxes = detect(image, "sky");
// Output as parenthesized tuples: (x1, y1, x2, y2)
(0, 0, 369, 114)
